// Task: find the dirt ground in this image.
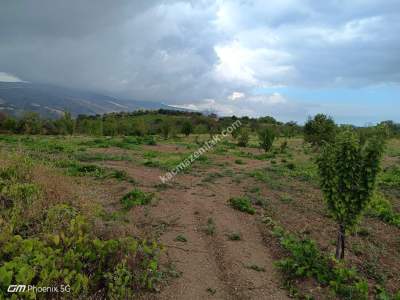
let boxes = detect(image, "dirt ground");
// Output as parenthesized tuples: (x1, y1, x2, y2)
(2, 136, 398, 299)
(91, 139, 400, 299)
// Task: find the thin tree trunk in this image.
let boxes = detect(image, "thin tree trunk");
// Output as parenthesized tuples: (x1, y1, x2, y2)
(340, 224, 345, 259)
(335, 227, 341, 259)
(335, 224, 346, 260)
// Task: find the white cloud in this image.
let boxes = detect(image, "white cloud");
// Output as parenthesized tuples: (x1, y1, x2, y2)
(228, 91, 245, 101)
(214, 40, 294, 87)
(173, 91, 296, 120)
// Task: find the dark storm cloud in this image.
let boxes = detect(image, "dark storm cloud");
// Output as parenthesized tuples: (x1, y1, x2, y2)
(0, 0, 399, 119)
(0, 0, 228, 102)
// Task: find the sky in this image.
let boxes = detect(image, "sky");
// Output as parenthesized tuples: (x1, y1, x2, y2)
(0, 0, 399, 125)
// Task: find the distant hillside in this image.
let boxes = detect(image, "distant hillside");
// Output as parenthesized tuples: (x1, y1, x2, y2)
(0, 82, 178, 118)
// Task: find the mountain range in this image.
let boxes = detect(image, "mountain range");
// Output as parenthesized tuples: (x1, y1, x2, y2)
(0, 82, 180, 118)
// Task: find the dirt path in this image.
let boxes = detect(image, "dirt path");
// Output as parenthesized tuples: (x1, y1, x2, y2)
(95, 154, 288, 299)
(134, 169, 289, 299)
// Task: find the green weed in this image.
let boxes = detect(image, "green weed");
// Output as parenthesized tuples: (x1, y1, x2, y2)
(121, 189, 153, 209)
(227, 232, 241, 241)
(272, 224, 369, 300)
(246, 264, 266, 272)
(175, 235, 187, 243)
(229, 197, 256, 214)
(367, 193, 400, 228)
(205, 218, 216, 235)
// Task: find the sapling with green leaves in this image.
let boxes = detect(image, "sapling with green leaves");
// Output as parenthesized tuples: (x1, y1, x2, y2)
(258, 127, 276, 152)
(317, 129, 384, 260)
(237, 128, 250, 147)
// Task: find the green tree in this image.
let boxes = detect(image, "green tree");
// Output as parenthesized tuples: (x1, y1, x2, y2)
(304, 114, 336, 147)
(258, 127, 275, 152)
(206, 119, 218, 138)
(55, 112, 75, 135)
(132, 119, 147, 136)
(3, 117, 17, 132)
(62, 112, 74, 135)
(231, 126, 241, 140)
(17, 112, 42, 134)
(161, 120, 171, 139)
(42, 120, 58, 135)
(181, 120, 193, 136)
(317, 130, 384, 259)
(238, 128, 250, 147)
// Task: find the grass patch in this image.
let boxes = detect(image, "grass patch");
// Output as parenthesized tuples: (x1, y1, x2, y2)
(379, 166, 400, 188)
(66, 163, 106, 177)
(74, 152, 132, 162)
(202, 172, 223, 183)
(80, 136, 155, 149)
(248, 170, 283, 190)
(280, 194, 294, 204)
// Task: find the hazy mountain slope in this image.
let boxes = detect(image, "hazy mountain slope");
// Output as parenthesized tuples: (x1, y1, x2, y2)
(0, 82, 175, 118)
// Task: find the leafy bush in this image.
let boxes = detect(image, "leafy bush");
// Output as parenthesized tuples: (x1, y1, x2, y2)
(0, 154, 162, 298)
(0, 217, 162, 298)
(229, 197, 256, 214)
(121, 188, 153, 209)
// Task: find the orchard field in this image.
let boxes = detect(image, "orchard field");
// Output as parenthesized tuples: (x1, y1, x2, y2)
(0, 111, 399, 299)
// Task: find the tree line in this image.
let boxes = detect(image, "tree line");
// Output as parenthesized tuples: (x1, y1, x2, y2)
(1, 110, 398, 141)
(0, 110, 303, 138)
